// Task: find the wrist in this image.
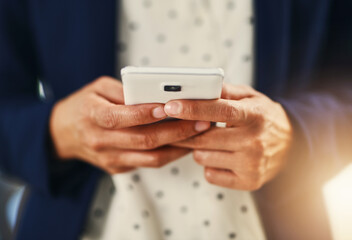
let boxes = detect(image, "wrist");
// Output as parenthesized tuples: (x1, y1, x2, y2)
(49, 100, 73, 160)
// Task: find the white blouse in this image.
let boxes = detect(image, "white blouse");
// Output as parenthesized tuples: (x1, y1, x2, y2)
(82, 1, 265, 239)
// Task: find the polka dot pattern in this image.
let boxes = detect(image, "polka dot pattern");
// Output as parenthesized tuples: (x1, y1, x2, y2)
(127, 183, 134, 190)
(117, 42, 127, 52)
(170, 167, 179, 175)
(133, 224, 140, 230)
(241, 205, 248, 213)
(227, 1, 236, 10)
(243, 55, 252, 62)
(217, 193, 224, 200)
(202, 53, 212, 62)
(132, 174, 140, 183)
(192, 181, 200, 188)
(143, 0, 152, 8)
(180, 205, 188, 213)
(142, 210, 150, 218)
(141, 56, 150, 65)
(155, 190, 164, 198)
(229, 232, 237, 239)
(224, 39, 233, 48)
(164, 229, 172, 236)
(128, 22, 138, 31)
(81, 1, 266, 240)
(168, 9, 177, 19)
(93, 208, 104, 218)
(194, 17, 204, 26)
(109, 185, 115, 195)
(180, 45, 189, 54)
(156, 34, 166, 43)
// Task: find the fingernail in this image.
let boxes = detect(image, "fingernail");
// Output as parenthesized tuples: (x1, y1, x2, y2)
(195, 121, 211, 132)
(164, 102, 182, 115)
(152, 106, 167, 118)
(205, 169, 212, 178)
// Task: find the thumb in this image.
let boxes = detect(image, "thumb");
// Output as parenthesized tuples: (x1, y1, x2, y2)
(91, 76, 125, 104)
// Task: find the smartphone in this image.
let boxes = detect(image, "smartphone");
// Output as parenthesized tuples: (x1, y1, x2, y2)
(121, 66, 224, 105)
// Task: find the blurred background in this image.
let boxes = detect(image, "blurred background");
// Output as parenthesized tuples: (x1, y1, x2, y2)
(0, 173, 26, 240)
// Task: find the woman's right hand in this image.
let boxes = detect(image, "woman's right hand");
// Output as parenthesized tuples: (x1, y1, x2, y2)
(49, 76, 211, 174)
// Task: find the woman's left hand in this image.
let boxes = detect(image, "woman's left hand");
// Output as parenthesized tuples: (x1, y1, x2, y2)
(164, 83, 293, 191)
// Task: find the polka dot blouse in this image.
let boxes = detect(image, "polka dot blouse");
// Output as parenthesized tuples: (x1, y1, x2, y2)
(81, 1, 266, 240)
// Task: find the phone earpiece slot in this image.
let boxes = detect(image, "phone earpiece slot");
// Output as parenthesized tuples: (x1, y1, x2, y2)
(164, 85, 182, 92)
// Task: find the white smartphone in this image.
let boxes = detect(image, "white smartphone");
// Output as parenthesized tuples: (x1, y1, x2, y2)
(121, 66, 224, 105)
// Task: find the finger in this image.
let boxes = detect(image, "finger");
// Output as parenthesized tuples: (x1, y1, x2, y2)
(107, 167, 136, 175)
(102, 146, 190, 168)
(204, 167, 240, 189)
(164, 98, 255, 125)
(194, 150, 245, 170)
(205, 167, 262, 191)
(82, 147, 137, 173)
(194, 149, 263, 173)
(94, 120, 211, 150)
(92, 102, 168, 129)
(221, 83, 257, 100)
(193, 150, 238, 170)
(92, 76, 125, 104)
(171, 127, 253, 151)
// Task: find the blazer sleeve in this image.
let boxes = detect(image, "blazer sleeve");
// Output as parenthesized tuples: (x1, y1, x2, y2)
(0, 0, 98, 197)
(257, 0, 352, 203)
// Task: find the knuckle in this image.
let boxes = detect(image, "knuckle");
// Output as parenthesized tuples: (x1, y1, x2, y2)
(239, 84, 249, 90)
(247, 137, 264, 156)
(248, 175, 263, 191)
(91, 76, 108, 89)
(101, 108, 119, 129)
(134, 133, 158, 150)
(250, 180, 263, 191)
(253, 139, 265, 157)
(252, 104, 265, 119)
(86, 98, 97, 118)
(224, 103, 240, 122)
(239, 85, 260, 96)
(147, 153, 165, 168)
(95, 76, 111, 84)
(193, 151, 205, 165)
(176, 123, 191, 138)
(241, 85, 254, 93)
(245, 151, 265, 174)
(102, 155, 115, 168)
(248, 159, 261, 173)
(97, 155, 111, 169)
(87, 136, 102, 150)
(185, 103, 199, 118)
(131, 108, 145, 122)
(129, 133, 146, 148)
(142, 134, 157, 149)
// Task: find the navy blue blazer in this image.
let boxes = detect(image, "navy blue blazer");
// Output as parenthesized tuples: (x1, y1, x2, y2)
(0, 0, 351, 239)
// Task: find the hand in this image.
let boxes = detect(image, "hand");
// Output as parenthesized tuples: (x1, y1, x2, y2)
(164, 84, 293, 190)
(50, 76, 211, 174)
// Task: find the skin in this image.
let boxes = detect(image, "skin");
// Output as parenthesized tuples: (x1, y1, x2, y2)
(51, 77, 292, 191)
(50, 76, 211, 174)
(165, 83, 293, 191)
